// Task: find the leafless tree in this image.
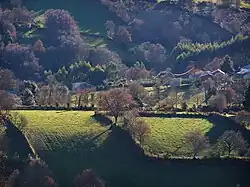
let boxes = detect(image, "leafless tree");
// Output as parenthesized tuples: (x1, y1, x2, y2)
(0, 68, 16, 90)
(0, 91, 16, 115)
(128, 83, 147, 100)
(129, 119, 150, 146)
(202, 78, 215, 105)
(116, 26, 132, 43)
(105, 20, 115, 39)
(123, 109, 138, 129)
(223, 88, 236, 105)
(89, 47, 122, 66)
(209, 94, 227, 113)
(185, 130, 210, 158)
(125, 67, 151, 80)
(216, 130, 248, 157)
(97, 88, 134, 123)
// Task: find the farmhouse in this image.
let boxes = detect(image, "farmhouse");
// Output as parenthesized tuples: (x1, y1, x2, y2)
(236, 65, 250, 79)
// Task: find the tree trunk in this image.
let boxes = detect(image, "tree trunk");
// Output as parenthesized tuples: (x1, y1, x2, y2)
(175, 91, 178, 109)
(114, 116, 118, 124)
(193, 148, 197, 159)
(205, 89, 208, 105)
(78, 94, 82, 108)
(228, 149, 231, 157)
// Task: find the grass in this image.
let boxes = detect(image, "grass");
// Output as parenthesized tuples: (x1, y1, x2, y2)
(143, 118, 213, 156)
(15, 110, 250, 187)
(18, 111, 108, 151)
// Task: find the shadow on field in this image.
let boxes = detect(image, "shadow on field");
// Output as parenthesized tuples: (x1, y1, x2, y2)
(91, 114, 113, 127)
(3, 120, 33, 159)
(39, 125, 250, 187)
(206, 115, 250, 144)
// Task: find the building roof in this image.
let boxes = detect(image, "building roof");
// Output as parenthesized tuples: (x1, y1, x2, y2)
(242, 65, 250, 70)
(199, 71, 214, 78)
(211, 69, 226, 75)
(237, 68, 250, 75)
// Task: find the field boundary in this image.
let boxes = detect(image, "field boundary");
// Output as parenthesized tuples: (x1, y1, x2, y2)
(3, 118, 38, 159)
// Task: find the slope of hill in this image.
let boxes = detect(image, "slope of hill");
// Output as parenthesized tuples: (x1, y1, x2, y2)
(25, 0, 124, 35)
(16, 110, 250, 187)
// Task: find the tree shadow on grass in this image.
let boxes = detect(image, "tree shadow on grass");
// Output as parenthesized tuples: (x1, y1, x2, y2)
(91, 114, 113, 127)
(4, 120, 33, 159)
(38, 126, 250, 187)
(206, 115, 250, 144)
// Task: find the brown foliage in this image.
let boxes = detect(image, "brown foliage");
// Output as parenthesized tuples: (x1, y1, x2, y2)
(0, 91, 17, 112)
(75, 169, 104, 187)
(19, 159, 57, 187)
(216, 130, 248, 157)
(129, 119, 150, 145)
(0, 69, 16, 90)
(116, 26, 132, 43)
(97, 88, 134, 123)
(128, 83, 146, 100)
(33, 40, 46, 53)
(125, 67, 151, 80)
(185, 130, 210, 158)
(123, 109, 138, 129)
(209, 94, 227, 113)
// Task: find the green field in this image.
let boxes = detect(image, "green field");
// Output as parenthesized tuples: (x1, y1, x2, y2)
(143, 117, 213, 156)
(15, 110, 250, 187)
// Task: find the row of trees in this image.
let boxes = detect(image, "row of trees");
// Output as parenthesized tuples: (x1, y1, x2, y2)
(96, 87, 250, 158)
(185, 129, 249, 158)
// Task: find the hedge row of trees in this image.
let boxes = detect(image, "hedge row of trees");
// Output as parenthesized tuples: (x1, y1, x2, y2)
(174, 34, 249, 61)
(96, 88, 250, 158)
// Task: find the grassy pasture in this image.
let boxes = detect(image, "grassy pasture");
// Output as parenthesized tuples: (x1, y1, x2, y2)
(142, 117, 213, 156)
(13, 110, 250, 187)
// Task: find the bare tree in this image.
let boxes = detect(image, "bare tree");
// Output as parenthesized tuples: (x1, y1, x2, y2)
(97, 88, 134, 124)
(75, 169, 105, 187)
(129, 120, 150, 145)
(202, 78, 215, 105)
(128, 83, 147, 100)
(116, 26, 132, 43)
(105, 20, 115, 39)
(168, 90, 183, 109)
(185, 130, 210, 158)
(123, 109, 138, 129)
(0, 68, 16, 90)
(223, 88, 236, 106)
(216, 130, 248, 157)
(209, 94, 227, 113)
(55, 85, 70, 106)
(36, 84, 70, 107)
(0, 91, 16, 114)
(89, 47, 121, 66)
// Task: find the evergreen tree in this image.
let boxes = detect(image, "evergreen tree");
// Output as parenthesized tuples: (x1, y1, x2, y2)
(243, 84, 250, 111)
(221, 55, 235, 74)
